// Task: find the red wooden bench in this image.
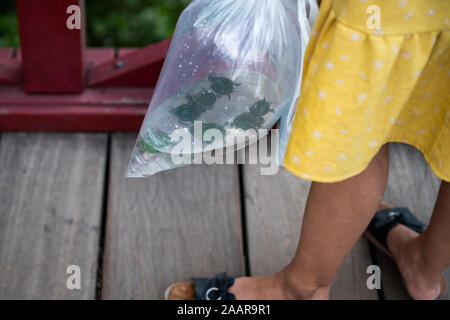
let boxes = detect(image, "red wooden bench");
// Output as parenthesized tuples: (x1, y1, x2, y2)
(0, 0, 168, 131)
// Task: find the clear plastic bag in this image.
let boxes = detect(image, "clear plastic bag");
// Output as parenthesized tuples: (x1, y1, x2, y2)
(127, 0, 313, 177)
(278, 0, 318, 166)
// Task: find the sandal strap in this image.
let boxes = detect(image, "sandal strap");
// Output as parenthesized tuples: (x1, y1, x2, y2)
(367, 207, 425, 249)
(193, 272, 236, 300)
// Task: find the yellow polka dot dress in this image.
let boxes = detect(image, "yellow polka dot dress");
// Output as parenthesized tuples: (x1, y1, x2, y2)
(285, 0, 450, 182)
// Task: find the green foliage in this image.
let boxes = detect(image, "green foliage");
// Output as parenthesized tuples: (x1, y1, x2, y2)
(0, 0, 190, 47)
(86, 0, 190, 47)
(0, 11, 19, 47)
(0, 0, 19, 47)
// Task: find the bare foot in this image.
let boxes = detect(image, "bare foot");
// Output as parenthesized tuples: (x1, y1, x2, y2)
(381, 202, 443, 300)
(228, 272, 330, 300)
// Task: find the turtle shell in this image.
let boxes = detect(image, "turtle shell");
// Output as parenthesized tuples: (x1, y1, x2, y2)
(249, 98, 271, 116)
(189, 90, 217, 107)
(170, 103, 205, 122)
(232, 112, 262, 131)
(137, 136, 162, 155)
(152, 129, 172, 146)
(208, 74, 240, 98)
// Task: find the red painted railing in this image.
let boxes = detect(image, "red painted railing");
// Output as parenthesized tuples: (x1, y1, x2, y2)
(0, 0, 168, 131)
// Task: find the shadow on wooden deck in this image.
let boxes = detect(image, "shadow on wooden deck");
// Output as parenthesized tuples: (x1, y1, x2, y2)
(0, 132, 447, 300)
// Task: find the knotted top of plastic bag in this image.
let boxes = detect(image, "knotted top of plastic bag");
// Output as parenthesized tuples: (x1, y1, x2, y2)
(192, 0, 296, 69)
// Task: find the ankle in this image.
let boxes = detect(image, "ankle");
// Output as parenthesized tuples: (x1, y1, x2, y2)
(403, 239, 442, 285)
(396, 238, 443, 299)
(277, 269, 331, 300)
(387, 225, 414, 258)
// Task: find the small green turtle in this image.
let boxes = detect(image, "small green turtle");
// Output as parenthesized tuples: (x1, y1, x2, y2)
(208, 74, 240, 99)
(249, 98, 273, 117)
(138, 129, 174, 155)
(231, 112, 264, 131)
(170, 101, 207, 123)
(187, 89, 217, 108)
(151, 129, 173, 147)
(137, 136, 161, 155)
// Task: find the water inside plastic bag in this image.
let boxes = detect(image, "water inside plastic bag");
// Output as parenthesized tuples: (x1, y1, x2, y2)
(127, 0, 306, 177)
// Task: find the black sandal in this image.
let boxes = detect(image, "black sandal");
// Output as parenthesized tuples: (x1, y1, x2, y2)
(365, 207, 425, 259)
(365, 206, 447, 299)
(165, 272, 236, 300)
(193, 272, 236, 300)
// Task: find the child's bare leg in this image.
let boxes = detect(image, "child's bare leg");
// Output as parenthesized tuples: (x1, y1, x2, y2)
(229, 144, 390, 299)
(387, 181, 450, 300)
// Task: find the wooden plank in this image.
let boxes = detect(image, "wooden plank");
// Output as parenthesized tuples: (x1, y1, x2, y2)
(16, 0, 85, 93)
(85, 48, 115, 70)
(378, 143, 448, 300)
(330, 239, 379, 299)
(87, 39, 170, 87)
(0, 87, 151, 131)
(0, 87, 151, 105)
(102, 133, 244, 299)
(0, 56, 21, 86)
(0, 48, 21, 86)
(0, 132, 107, 299)
(0, 48, 14, 59)
(243, 164, 378, 300)
(112, 48, 165, 87)
(18, 47, 115, 69)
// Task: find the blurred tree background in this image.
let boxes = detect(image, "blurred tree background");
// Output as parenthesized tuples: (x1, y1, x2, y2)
(0, 0, 190, 47)
(0, 1, 20, 47)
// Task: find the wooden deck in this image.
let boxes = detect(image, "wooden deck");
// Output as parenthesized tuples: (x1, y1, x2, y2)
(0, 132, 448, 300)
